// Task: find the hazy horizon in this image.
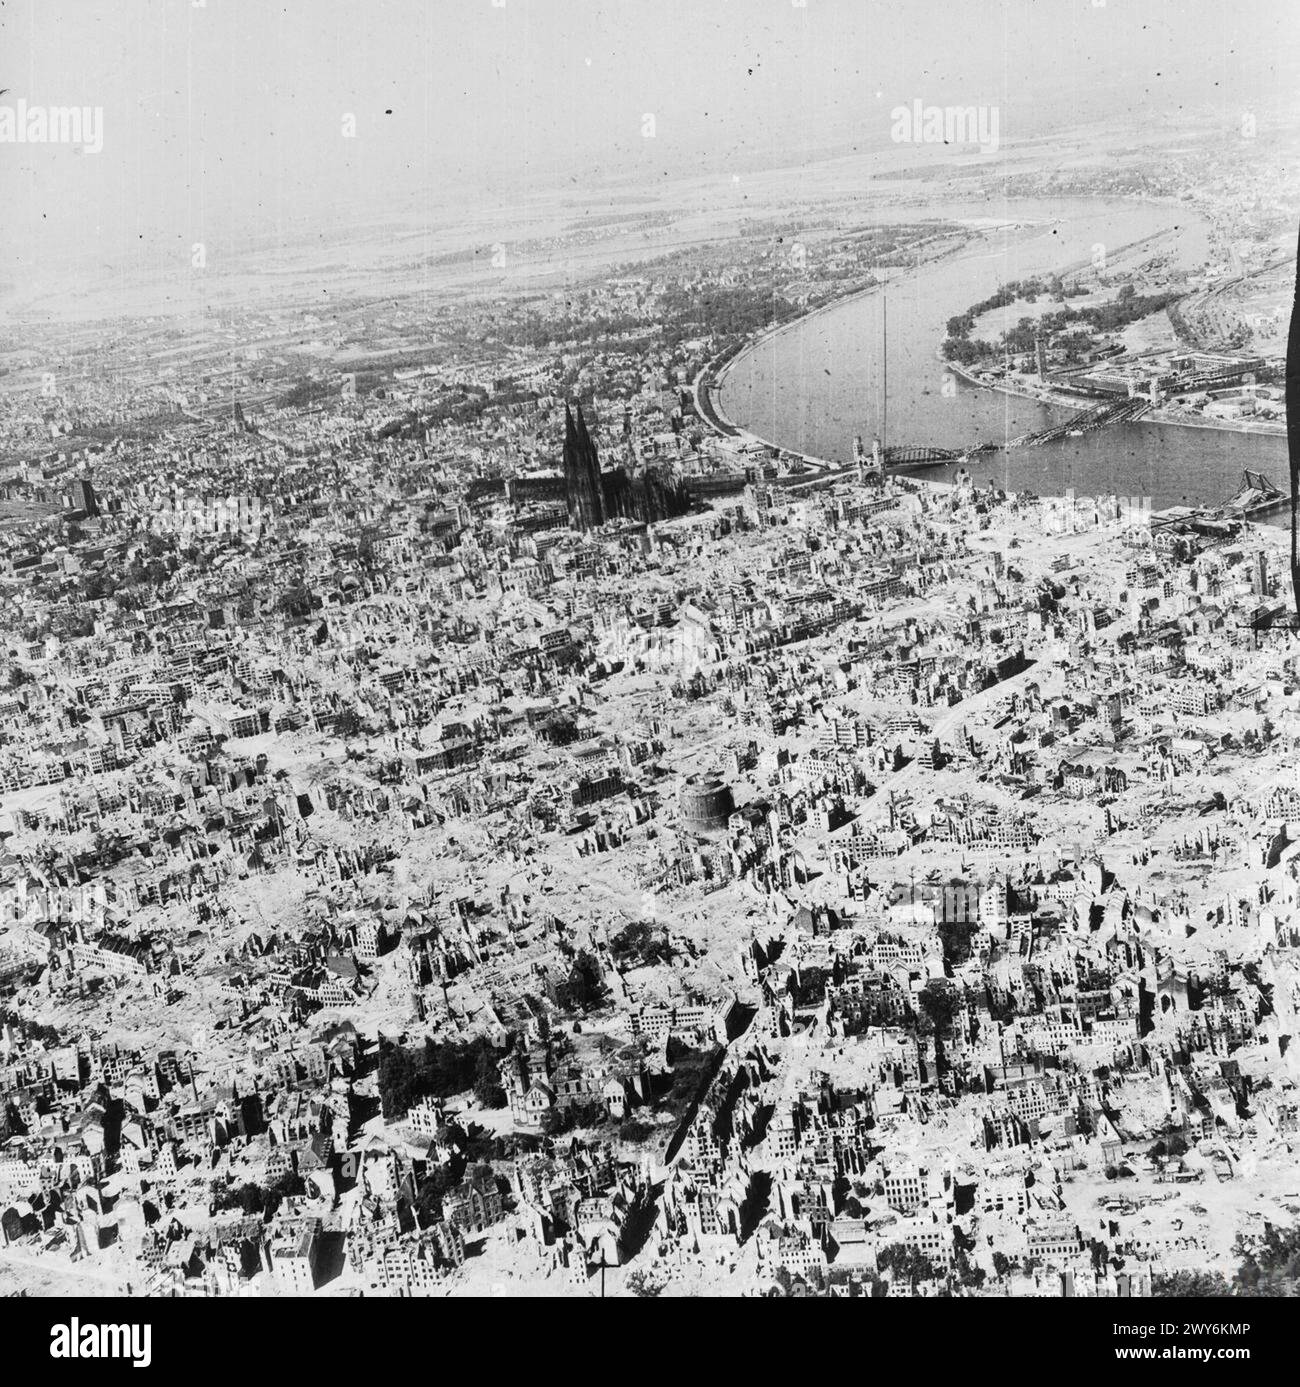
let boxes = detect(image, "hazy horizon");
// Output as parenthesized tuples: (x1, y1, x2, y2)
(4, 0, 1298, 308)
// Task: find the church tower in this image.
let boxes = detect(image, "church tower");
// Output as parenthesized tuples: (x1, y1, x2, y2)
(563, 400, 605, 531)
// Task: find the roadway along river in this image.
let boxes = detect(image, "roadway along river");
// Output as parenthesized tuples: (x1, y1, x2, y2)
(718, 196, 1290, 514)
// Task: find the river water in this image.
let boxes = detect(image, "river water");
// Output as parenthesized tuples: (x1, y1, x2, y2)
(717, 196, 1289, 513)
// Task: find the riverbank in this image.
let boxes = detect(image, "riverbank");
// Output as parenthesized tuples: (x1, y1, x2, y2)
(945, 359, 1081, 411)
(1140, 410, 1287, 438)
(945, 359, 1286, 441)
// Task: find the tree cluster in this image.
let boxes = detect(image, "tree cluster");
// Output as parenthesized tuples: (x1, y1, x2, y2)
(378, 1036, 506, 1120)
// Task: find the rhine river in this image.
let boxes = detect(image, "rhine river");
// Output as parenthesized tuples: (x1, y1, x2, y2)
(718, 196, 1289, 514)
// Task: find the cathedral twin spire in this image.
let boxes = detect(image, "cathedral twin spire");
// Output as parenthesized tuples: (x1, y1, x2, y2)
(563, 400, 604, 531)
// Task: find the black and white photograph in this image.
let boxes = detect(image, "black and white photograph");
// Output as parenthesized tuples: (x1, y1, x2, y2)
(0, 0, 1297, 1360)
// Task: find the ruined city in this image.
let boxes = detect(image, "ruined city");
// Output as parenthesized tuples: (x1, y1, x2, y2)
(2, 0, 1300, 1322)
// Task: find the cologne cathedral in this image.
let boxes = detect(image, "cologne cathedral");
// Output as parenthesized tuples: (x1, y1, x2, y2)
(562, 400, 691, 531)
(562, 401, 605, 530)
